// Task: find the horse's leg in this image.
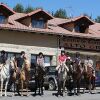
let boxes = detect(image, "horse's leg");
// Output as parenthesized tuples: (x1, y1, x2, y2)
(5, 79, 9, 96)
(38, 80, 41, 95)
(77, 79, 81, 95)
(41, 79, 44, 95)
(0, 79, 3, 96)
(62, 80, 66, 96)
(89, 77, 92, 94)
(57, 80, 61, 95)
(21, 80, 23, 96)
(16, 82, 21, 96)
(26, 82, 28, 96)
(12, 82, 16, 96)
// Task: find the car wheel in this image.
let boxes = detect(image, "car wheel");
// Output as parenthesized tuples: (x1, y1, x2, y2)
(49, 80, 56, 90)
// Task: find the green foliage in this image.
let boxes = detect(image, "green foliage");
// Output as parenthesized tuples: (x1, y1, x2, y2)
(54, 8, 68, 19)
(24, 6, 34, 13)
(95, 16, 100, 23)
(13, 3, 24, 13)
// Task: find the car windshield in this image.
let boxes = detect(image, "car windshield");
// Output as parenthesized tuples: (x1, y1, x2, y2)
(49, 67, 56, 72)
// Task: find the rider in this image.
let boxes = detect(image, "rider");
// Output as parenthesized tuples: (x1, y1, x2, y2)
(74, 52, 81, 65)
(16, 51, 26, 71)
(56, 50, 69, 72)
(0, 50, 7, 64)
(37, 52, 45, 69)
(65, 52, 72, 65)
(84, 56, 95, 77)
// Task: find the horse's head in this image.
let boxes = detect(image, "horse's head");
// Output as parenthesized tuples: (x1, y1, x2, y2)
(58, 63, 66, 73)
(10, 60, 15, 70)
(24, 59, 30, 72)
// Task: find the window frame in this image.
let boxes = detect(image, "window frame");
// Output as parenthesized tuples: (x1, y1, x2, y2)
(32, 18, 45, 28)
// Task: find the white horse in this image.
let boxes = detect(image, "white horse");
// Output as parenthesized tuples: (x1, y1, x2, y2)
(0, 63, 10, 96)
(56, 63, 69, 96)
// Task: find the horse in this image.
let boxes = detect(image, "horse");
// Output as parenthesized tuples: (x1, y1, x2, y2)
(72, 60, 83, 95)
(19, 58, 30, 96)
(34, 65, 45, 95)
(0, 63, 10, 96)
(83, 65, 95, 94)
(8, 57, 18, 96)
(56, 63, 68, 96)
(65, 60, 74, 94)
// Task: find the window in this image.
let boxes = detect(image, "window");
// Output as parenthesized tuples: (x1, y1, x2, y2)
(75, 26, 79, 32)
(44, 56, 51, 66)
(32, 19, 45, 28)
(7, 52, 20, 60)
(0, 13, 6, 24)
(31, 55, 37, 64)
(75, 25, 86, 33)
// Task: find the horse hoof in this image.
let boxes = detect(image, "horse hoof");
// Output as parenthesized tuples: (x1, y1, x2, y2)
(21, 94, 23, 96)
(26, 94, 29, 97)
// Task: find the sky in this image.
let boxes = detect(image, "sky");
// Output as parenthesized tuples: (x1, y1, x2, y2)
(0, 0, 100, 19)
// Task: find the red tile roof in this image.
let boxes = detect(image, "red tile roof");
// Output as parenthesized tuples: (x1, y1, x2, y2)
(16, 9, 53, 21)
(49, 15, 95, 26)
(0, 3, 15, 14)
(0, 4, 99, 39)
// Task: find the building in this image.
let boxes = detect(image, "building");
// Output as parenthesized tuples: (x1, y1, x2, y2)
(0, 3, 100, 69)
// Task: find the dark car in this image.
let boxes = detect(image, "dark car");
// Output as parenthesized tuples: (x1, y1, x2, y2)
(44, 66, 57, 90)
(95, 71, 100, 87)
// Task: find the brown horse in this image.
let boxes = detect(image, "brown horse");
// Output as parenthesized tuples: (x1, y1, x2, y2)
(19, 58, 30, 96)
(73, 61, 83, 95)
(9, 58, 18, 96)
(83, 65, 95, 93)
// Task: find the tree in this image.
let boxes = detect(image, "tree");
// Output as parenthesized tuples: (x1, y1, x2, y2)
(24, 6, 34, 13)
(95, 16, 100, 23)
(54, 8, 68, 19)
(13, 3, 24, 13)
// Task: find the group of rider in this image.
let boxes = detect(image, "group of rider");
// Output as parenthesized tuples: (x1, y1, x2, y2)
(0, 50, 95, 80)
(56, 50, 95, 77)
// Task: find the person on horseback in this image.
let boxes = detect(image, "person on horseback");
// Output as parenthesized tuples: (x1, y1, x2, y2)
(56, 50, 69, 72)
(16, 51, 26, 71)
(35, 52, 45, 95)
(74, 52, 81, 65)
(37, 52, 45, 69)
(16, 51, 26, 80)
(84, 56, 95, 77)
(65, 52, 73, 67)
(0, 50, 7, 64)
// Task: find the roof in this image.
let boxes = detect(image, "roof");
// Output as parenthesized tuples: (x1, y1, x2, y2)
(49, 15, 95, 26)
(16, 9, 53, 21)
(0, 4, 99, 40)
(0, 3, 15, 15)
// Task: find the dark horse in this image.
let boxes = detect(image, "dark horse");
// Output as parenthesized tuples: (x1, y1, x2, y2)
(66, 60, 74, 94)
(72, 61, 83, 95)
(34, 65, 45, 95)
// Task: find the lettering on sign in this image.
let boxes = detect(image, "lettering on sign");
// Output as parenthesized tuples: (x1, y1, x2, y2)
(63, 38, 100, 51)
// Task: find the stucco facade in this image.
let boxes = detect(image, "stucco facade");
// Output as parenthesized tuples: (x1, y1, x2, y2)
(0, 30, 60, 66)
